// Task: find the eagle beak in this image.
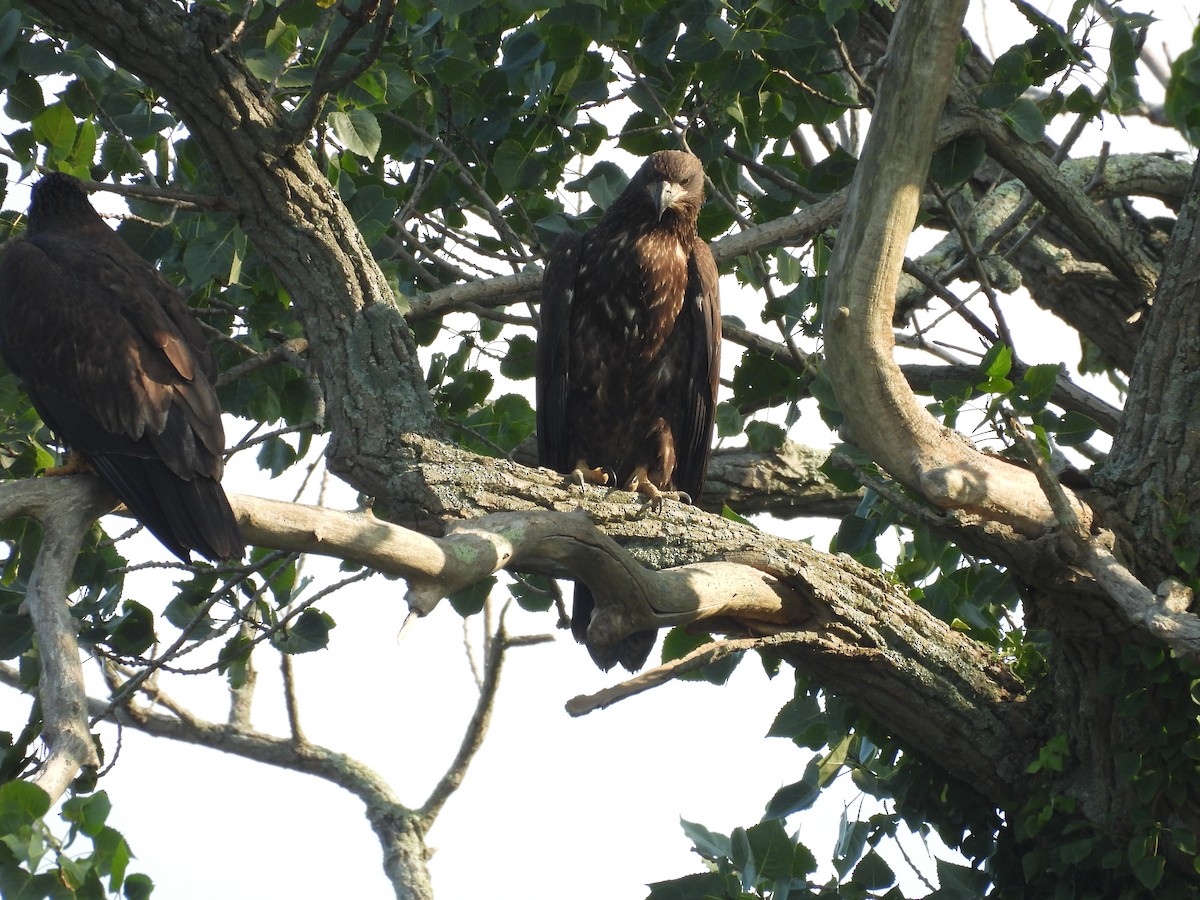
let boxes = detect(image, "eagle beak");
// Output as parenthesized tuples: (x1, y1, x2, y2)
(652, 180, 685, 220)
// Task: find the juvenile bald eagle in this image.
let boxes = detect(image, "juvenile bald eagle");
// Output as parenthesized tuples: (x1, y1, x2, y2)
(537, 150, 721, 671)
(0, 172, 244, 562)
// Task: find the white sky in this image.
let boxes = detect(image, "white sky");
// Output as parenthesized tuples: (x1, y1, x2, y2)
(1, 2, 1198, 898)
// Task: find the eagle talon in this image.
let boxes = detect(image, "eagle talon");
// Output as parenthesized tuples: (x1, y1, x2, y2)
(42, 451, 92, 478)
(569, 465, 612, 490)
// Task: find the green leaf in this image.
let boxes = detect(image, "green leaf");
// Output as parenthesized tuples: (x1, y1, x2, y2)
(438, 370, 494, 415)
(746, 819, 794, 881)
(730, 825, 752, 883)
(448, 576, 495, 616)
(163, 573, 219, 637)
(977, 342, 1013, 381)
(328, 108, 382, 160)
(715, 401, 744, 439)
(0, 8, 24, 59)
(833, 513, 880, 556)
(660, 627, 742, 684)
(1166, 27, 1200, 143)
(1004, 97, 1046, 143)
(929, 135, 986, 187)
(833, 815, 868, 877)
(4, 73, 43, 123)
(764, 762, 821, 819)
(31, 102, 75, 159)
(1106, 19, 1142, 114)
(499, 334, 537, 380)
(1131, 853, 1164, 890)
(1015, 363, 1059, 413)
(852, 849, 895, 889)
(108, 601, 156, 656)
(720, 505, 755, 528)
(272, 609, 335, 654)
(1060, 836, 1095, 864)
(0, 615, 33, 659)
(934, 859, 991, 896)
(807, 146, 857, 193)
(746, 421, 786, 453)
(767, 694, 823, 742)
(680, 818, 731, 861)
(645, 871, 739, 899)
(508, 574, 554, 612)
(62, 792, 111, 839)
(731, 353, 800, 408)
(1051, 410, 1098, 446)
(460, 393, 535, 454)
(123, 873, 154, 900)
(1174, 545, 1200, 575)
(0, 781, 50, 834)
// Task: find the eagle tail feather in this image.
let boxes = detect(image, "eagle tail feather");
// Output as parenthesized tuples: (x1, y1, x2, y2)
(571, 583, 655, 672)
(88, 455, 243, 562)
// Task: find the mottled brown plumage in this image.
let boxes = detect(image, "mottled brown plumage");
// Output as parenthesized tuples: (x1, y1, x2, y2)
(0, 173, 243, 562)
(537, 150, 721, 670)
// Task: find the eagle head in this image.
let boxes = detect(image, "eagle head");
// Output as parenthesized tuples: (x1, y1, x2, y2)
(28, 172, 101, 236)
(638, 150, 705, 222)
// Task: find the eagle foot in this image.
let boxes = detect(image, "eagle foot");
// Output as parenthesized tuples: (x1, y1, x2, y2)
(570, 465, 614, 490)
(43, 451, 92, 478)
(627, 475, 692, 512)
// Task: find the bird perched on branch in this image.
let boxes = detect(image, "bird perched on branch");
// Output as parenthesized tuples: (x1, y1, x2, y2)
(537, 149, 721, 671)
(0, 172, 244, 562)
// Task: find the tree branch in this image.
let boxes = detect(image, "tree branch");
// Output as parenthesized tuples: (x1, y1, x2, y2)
(1008, 415, 1200, 659)
(0, 477, 115, 802)
(288, 0, 396, 141)
(822, 0, 1094, 537)
(417, 611, 551, 826)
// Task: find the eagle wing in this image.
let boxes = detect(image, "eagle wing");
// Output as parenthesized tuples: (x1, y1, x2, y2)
(672, 239, 721, 500)
(0, 229, 241, 561)
(535, 228, 582, 473)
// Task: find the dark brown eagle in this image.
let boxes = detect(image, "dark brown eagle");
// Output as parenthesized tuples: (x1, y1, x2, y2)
(537, 150, 721, 671)
(0, 172, 244, 562)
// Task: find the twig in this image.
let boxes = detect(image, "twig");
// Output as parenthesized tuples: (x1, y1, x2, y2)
(217, 337, 309, 388)
(281, 652, 305, 744)
(1006, 413, 1200, 658)
(387, 113, 534, 266)
(565, 636, 763, 716)
(228, 619, 258, 729)
(288, 0, 397, 141)
(417, 610, 551, 826)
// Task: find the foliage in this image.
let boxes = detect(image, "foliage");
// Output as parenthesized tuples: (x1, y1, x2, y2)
(0, 0, 1195, 896)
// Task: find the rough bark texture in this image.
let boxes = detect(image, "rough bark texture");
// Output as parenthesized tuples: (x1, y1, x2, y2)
(1099, 158, 1200, 576)
(19, 0, 1200, 891)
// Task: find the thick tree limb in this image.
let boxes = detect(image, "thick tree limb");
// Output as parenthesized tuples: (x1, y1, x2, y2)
(1098, 155, 1200, 578)
(822, 0, 1093, 537)
(0, 470, 1038, 803)
(0, 477, 114, 802)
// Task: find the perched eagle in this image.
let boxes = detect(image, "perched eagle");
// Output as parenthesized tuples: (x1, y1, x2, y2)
(537, 150, 721, 671)
(0, 172, 244, 562)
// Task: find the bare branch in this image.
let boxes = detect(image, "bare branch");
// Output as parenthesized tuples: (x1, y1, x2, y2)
(0, 477, 115, 801)
(418, 609, 528, 826)
(567, 636, 764, 716)
(1008, 415, 1200, 659)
